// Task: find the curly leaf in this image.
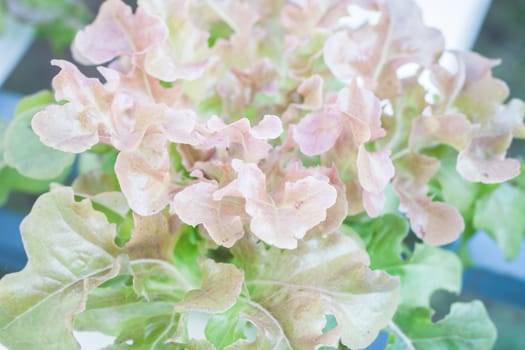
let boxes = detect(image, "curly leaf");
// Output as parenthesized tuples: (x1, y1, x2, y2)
(323, 0, 443, 94)
(232, 233, 400, 349)
(349, 214, 409, 270)
(204, 303, 252, 349)
(0, 165, 71, 206)
(76, 259, 243, 348)
(209, 299, 292, 350)
(72, 0, 168, 65)
(351, 215, 462, 308)
(0, 187, 122, 350)
(388, 301, 497, 350)
(387, 244, 461, 308)
(434, 152, 480, 214)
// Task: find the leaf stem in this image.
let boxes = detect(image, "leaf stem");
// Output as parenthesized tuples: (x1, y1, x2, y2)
(150, 309, 179, 349)
(239, 296, 293, 350)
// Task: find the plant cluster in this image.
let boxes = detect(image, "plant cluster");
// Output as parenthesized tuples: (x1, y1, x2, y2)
(1, 0, 524, 349)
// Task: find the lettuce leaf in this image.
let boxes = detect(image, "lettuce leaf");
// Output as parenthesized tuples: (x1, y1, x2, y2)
(76, 259, 243, 349)
(474, 183, 525, 260)
(0, 187, 122, 350)
(387, 301, 497, 350)
(0, 92, 73, 204)
(3, 92, 74, 179)
(351, 214, 462, 308)
(228, 233, 400, 349)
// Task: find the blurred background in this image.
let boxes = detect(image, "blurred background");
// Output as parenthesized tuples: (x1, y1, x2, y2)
(0, 0, 524, 349)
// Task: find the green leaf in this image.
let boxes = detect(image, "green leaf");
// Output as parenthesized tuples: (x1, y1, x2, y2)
(0, 3, 6, 34)
(91, 192, 132, 247)
(13, 90, 54, 116)
(217, 299, 289, 350)
(349, 214, 409, 269)
(76, 259, 244, 349)
(169, 144, 191, 178)
(474, 183, 525, 260)
(115, 213, 135, 247)
(208, 21, 234, 47)
(75, 272, 174, 343)
(0, 172, 9, 205)
(386, 244, 462, 308)
(76, 265, 180, 348)
(172, 225, 207, 286)
(231, 233, 400, 349)
(170, 313, 216, 349)
(71, 172, 137, 248)
(4, 98, 74, 179)
(36, 19, 79, 53)
(388, 301, 497, 350)
(176, 259, 244, 314)
(205, 304, 250, 349)
(197, 94, 222, 118)
(0, 94, 70, 203)
(0, 166, 70, 205)
(0, 187, 122, 350)
(350, 215, 462, 308)
(434, 154, 479, 214)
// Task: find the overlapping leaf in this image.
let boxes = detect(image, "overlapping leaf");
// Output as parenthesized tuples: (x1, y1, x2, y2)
(231, 233, 400, 349)
(0, 187, 122, 350)
(388, 301, 497, 350)
(76, 258, 244, 349)
(350, 214, 462, 308)
(0, 92, 73, 204)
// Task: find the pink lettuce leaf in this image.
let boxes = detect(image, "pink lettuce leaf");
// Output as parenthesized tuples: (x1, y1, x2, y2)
(171, 181, 245, 247)
(72, 0, 168, 65)
(115, 130, 172, 216)
(214, 160, 337, 249)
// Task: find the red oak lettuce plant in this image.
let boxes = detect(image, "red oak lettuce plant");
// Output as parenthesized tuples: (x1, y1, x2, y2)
(0, 0, 523, 349)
